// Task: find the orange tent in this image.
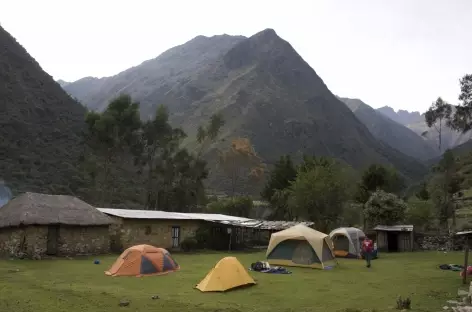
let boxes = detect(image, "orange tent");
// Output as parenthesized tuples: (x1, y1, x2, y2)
(105, 244, 179, 277)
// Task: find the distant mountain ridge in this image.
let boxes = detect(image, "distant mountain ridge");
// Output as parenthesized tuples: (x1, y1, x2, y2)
(339, 98, 439, 161)
(61, 28, 427, 191)
(376, 105, 472, 152)
(377, 106, 423, 125)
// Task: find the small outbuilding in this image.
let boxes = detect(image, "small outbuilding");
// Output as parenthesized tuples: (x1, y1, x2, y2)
(0, 192, 113, 258)
(374, 225, 414, 252)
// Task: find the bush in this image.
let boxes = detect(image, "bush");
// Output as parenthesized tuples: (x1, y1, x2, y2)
(180, 237, 198, 252)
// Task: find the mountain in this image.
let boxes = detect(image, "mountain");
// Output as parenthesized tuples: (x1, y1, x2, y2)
(377, 106, 422, 125)
(0, 26, 87, 195)
(377, 106, 472, 152)
(339, 98, 439, 161)
(57, 79, 71, 87)
(62, 28, 427, 190)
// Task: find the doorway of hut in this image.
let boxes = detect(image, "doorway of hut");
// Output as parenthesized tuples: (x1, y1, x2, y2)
(387, 232, 399, 252)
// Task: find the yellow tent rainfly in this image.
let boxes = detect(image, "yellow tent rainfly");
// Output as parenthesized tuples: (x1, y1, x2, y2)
(266, 224, 336, 269)
(196, 257, 256, 292)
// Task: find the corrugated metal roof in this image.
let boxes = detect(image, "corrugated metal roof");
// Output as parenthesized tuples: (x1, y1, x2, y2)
(97, 208, 199, 220)
(373, 225, 414, 232)
(98, 208, 252, 222)
(455, 230, 472, 236)
(97, 208, 312, 231)
(180, 213, 252, 222)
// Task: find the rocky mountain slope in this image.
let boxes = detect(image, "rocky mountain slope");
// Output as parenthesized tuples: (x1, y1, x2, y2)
(0, 25, 86, 195)
(377, 106, 472, 151)
(63, 29, 427, 185)
(340, 98, 439, 161)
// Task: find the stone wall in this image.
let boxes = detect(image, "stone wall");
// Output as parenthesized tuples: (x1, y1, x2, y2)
(416, 233, 467, 251)
(0, 225, 110, 258)
(0, 225, 48, 258)
(109, 217, 201, 252)
(57, 225, 110, 256)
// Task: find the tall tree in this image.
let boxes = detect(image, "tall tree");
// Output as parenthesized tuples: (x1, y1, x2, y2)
(261, 155, 297, 203)
(137, 105, 210, 212)
(84, 94, 141, 205)
(196, 112, 225, 159)
(355, 164, 405, 230)
(218, 138, 264, 197)
(355, 164, 404, 203)
(287, 157, 355, 232)
(429, 150, 462, 229)
(448, 74, 472, 132)
(138, 105, 185, 209)
(423, 97, 452, 151)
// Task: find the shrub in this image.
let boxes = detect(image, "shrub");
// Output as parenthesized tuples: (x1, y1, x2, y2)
(180, 237, 198, 252)
(194, 227, 211, 249)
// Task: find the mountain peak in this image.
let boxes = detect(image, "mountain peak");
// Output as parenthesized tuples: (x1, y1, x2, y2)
(256, 28, 278, 37)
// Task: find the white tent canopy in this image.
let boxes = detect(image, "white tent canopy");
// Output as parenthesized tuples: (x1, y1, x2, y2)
(329, 227, 366, 258)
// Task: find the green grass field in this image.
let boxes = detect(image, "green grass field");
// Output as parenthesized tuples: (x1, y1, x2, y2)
(0, 251, 468, 312)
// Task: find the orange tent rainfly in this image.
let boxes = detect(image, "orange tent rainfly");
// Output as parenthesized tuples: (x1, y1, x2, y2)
(105, 244, 179, 277)
(196, 256, 256, 292)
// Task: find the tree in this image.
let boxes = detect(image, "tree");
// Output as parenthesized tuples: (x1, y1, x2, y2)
(261, 155, 297, 203)
(423, 97, 452, 151)
(287, 158, 355, 232)
(415, 181, 430, 200)
(269, 188, 295, 221)
(447, 74, 472, 133)
(364, 190, 407, 227)
(138, 107, 211, 211)
(206, 196, 253, 218)
(84, 94, 141, 205)
(156, 148, 208, 212)
(196, 112, 225, 159)
(218, 138, 264, 197)
(138, 105, 182, 209)
(355, 164, 405, 204)
(428, 150, 463, 229)
(405, 198, 435, 231)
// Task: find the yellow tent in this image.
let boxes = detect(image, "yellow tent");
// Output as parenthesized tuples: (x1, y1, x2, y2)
(266, 224, 336, 269)
(195, 257, 256, 292)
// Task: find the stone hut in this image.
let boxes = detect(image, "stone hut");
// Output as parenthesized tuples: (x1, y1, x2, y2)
(98, 208, 203, 252)
(0, 192, 113, 258)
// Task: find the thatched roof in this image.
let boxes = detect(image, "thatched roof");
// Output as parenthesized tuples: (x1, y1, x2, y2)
(0, 192, 113, 228)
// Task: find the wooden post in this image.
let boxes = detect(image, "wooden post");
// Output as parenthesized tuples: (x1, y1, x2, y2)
(463, 236, 469, 285)
(228, 227, 232, 251)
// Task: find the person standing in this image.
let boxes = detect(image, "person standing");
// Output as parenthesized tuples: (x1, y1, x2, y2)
(361, 237, 374, 268)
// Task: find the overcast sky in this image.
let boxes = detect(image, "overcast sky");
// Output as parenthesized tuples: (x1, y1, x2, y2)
(1, 0, 471, 112)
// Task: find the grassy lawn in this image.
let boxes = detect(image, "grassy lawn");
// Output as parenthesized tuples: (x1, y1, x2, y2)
(0, 251, 467, 312)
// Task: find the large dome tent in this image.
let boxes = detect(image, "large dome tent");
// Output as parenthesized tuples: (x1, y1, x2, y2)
(266, 224, 336, 269)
